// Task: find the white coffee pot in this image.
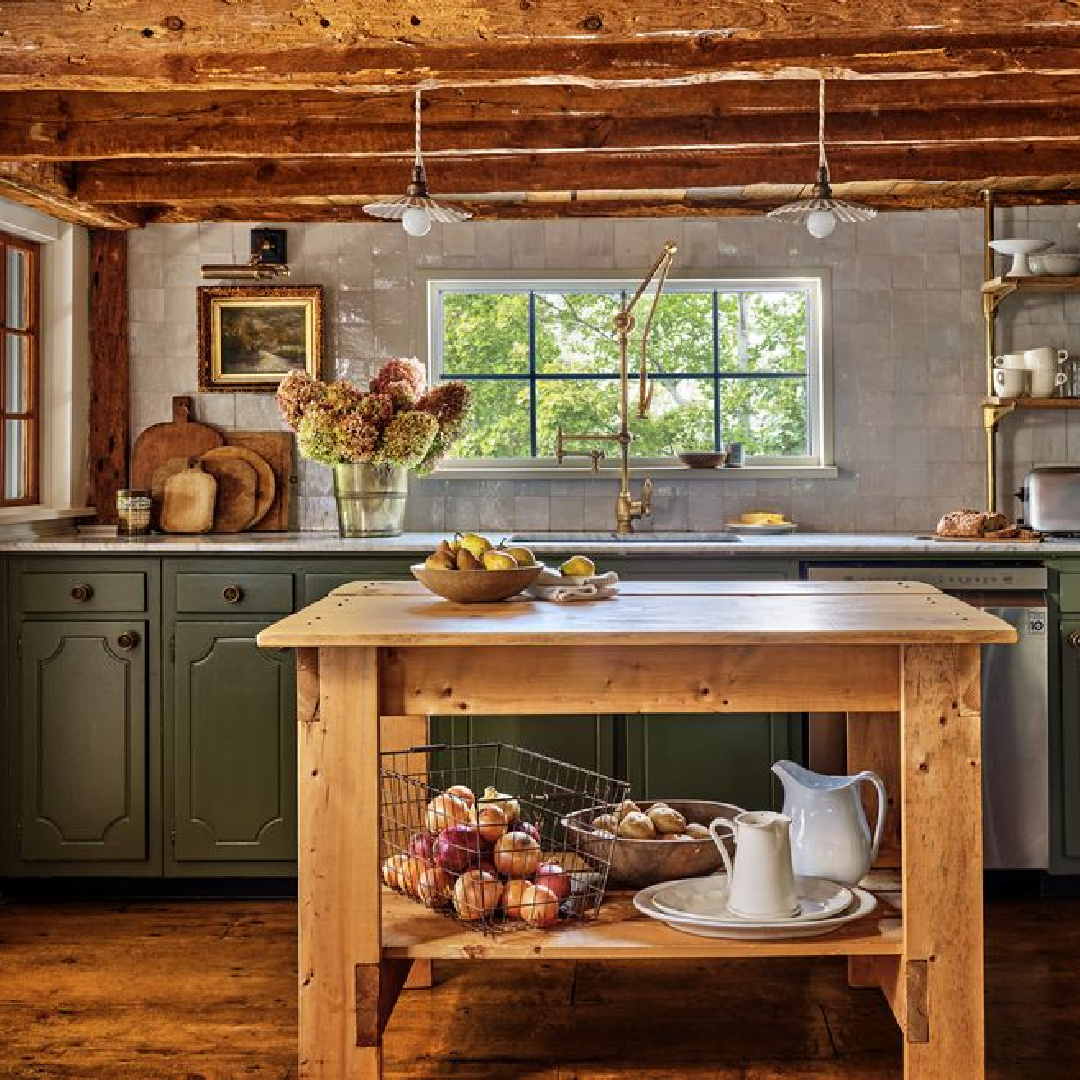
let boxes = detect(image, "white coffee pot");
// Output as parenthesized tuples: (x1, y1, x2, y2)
(772, 759, 886, 886)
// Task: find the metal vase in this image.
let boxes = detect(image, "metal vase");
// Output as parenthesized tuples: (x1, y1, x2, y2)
(332, 463, 408, 538)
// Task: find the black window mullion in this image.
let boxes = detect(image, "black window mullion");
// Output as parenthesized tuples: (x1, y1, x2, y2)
(527, 290, 537, 458)
(712, 290, 721, 451)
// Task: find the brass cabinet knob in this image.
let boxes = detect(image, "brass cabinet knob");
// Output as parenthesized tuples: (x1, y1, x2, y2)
(222, 584, 244, 604)
(116, 631, 139, 651)
(1069, 632, 1080, 652)
(70, 583, 94, 603)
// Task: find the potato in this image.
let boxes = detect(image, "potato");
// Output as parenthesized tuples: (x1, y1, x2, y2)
(614, 799, 641, 823)
(684, 822, 711, 840)
(617, 810, 656, 839)
(591, 813, 619, 834)
(648, 805, 687, 835)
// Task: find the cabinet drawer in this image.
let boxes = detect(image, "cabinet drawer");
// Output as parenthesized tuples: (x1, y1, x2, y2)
(19, 571, 147, 613)
(175, 573, 293, 614)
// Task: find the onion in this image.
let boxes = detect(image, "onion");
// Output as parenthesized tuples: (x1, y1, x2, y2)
(501, 878, 532, 919)
(452, 870, 503, 921)
(476, 804, 507, 845)
(446, 784, 476, 807)
(426, 792, 472, 834)
(398, 855, 430, 898)
(418, 866, 454, 908)
(479, 785, 520, 822)
(435, 823, 482, 873)
(493, 832, 541, 878)
(520, 883, 561, 928)
(381, 853, 412, 889)
(407, 832, 434, 861)
(505, 820, 541, 845)
(534, 862, 572, 902)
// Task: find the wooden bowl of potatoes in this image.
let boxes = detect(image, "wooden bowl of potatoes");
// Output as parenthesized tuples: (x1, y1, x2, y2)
(563, 798, 744, 888)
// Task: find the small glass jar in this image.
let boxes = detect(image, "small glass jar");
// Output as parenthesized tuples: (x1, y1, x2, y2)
(117, 488, 152, 536)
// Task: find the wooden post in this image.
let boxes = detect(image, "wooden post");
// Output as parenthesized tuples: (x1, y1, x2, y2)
(900, 644, 984, 1079)
(299, 647, 383, 1079)
(87, 230, 129, 523)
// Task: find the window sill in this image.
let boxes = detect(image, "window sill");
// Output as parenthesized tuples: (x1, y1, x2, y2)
(0, 506, 95, 538)
(429, 464, 840, 482)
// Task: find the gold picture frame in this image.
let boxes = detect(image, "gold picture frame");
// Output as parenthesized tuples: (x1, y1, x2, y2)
(197, 285, 323, 393)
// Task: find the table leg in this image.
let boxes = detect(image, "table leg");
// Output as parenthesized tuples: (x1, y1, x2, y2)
(900, 644, 984, 1080)
(298, 646, 384, 1079)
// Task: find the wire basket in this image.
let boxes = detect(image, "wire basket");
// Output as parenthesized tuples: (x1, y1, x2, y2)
(380, 742, 629, 934)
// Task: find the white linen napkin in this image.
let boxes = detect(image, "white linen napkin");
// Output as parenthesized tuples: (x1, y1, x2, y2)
(527, 568, 620, 603)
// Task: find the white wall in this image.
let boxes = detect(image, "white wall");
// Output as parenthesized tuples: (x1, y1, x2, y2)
(127, 208, 1080, 532)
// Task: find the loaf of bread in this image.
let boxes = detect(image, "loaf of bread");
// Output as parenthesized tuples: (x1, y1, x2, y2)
(935, 509, 1010, 537)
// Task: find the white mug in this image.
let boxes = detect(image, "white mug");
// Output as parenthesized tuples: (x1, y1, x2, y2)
(1030, 369, 1068, 398)
(1024, 347, 1069, 369)
(710, 810, 798, 921)
(994, 352, 1027, 370)
(993, 366, 1027, 399)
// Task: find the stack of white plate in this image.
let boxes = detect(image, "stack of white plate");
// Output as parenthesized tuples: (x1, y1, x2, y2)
(633, 875, 876, 939)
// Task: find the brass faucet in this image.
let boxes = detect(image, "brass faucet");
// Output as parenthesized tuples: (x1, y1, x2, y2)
(556, 241, 677, 534)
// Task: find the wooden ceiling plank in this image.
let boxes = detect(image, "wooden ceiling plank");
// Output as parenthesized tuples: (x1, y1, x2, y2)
(0, 163, 141, 229)
(74, 146, 1080, 204)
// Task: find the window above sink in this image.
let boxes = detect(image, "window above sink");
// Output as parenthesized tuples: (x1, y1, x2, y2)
(424, 269, 833, 475)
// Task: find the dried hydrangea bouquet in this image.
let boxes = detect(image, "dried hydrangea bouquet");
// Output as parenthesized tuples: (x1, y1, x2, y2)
(277, 358, 470, 536)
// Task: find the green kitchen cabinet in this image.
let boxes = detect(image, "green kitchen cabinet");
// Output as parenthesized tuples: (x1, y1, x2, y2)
(17, 619, 150, 863)
(167, 620, 295, 873)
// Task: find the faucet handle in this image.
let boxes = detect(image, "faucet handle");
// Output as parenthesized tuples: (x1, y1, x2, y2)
(640, 477, 653, 517)
(555, 425, 566, 465)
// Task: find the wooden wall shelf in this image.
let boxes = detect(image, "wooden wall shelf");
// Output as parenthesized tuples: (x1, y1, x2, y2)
(982, 397, 1080, 409)
(983, 275, 1080, 298)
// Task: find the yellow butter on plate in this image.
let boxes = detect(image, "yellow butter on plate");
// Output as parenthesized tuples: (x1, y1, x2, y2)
(739, 512, 786, 525)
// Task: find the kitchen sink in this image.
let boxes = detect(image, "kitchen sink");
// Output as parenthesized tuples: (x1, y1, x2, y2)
(507, 531, 741, 543)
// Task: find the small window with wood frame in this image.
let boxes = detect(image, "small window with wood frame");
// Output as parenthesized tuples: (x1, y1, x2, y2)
(0, 231, 39, 506)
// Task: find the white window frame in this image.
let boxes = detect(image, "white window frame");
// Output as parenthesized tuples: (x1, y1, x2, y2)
(425, 269, 833, 477)
(0, 196, 92, 530)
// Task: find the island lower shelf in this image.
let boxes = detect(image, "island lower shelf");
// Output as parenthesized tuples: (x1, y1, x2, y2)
(381, 877, 902, 961)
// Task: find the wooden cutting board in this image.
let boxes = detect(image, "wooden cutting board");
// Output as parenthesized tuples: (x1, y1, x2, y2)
(915, 533, 1044, 544)
(149, 457, 188, 528)
(202, 445, 275, 527)
(160, 461, 217, 534)
(131, 396, 224, 494)
(223, 430, 295, 531)
(200, 455, 258, 533)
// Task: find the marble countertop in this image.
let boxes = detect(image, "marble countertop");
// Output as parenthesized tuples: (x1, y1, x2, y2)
(2, 530, 1078, 557)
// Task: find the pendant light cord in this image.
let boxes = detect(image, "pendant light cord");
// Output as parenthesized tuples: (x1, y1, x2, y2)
(414, 88, 424, 168)
(817, 77, 828, 172)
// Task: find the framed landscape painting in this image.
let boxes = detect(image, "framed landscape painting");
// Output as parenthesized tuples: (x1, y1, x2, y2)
(197, 285, 323, 392)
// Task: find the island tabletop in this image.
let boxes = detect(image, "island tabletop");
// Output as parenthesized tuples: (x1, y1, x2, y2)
(258, 580, 1016, 1080)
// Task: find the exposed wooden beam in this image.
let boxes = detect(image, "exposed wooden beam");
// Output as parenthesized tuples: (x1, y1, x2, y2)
(3, 2, 1080, 91)
(75, 146, 1080, 205)
(6, 83, 1080, 161)
(0, 163, 141, 230)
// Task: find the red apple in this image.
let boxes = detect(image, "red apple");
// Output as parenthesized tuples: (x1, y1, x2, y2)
(534, 862, 572, 902)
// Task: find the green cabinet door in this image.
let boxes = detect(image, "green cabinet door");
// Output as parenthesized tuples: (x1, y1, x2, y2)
(18, 620, 148, 862)
(170, 621, 296, 868)
(1058, 618, 1080, 865)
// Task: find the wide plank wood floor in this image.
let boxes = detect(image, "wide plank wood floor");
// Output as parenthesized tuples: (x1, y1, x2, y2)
(1, 894, 1077, 1078)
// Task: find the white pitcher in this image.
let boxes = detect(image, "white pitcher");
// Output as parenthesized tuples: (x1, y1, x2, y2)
(772, 759, 886, 886)
(709, 810, 798, 920)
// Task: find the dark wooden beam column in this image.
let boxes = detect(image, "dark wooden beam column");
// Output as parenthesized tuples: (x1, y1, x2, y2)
(87, 231, 129, 524)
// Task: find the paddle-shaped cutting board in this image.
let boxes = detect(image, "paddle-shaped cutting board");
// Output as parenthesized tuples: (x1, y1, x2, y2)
(131, 396, 224, 495)
(160, 461, 217, 534)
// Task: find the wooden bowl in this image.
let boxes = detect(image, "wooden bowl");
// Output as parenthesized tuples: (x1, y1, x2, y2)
(564, 799, 744, 888)
(677, 451, 727, 469)
(410, 562, 544, 603)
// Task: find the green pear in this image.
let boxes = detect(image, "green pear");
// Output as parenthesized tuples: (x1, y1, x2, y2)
(560, 555, 596, 578)
(458, 531, 492, 559)
(483, 550, 518, 571)
(502, 544, 536, 566)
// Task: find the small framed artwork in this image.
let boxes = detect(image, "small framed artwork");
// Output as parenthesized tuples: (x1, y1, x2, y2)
(197, 285, 323, 393)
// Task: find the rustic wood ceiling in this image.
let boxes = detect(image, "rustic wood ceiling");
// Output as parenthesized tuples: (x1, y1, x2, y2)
(4, 1, 1080, 228)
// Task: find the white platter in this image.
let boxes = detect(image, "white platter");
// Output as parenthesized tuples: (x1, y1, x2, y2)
(650, 875, 853, 924)
(724, 522, 798, 535)
(633, 883, 877, 940)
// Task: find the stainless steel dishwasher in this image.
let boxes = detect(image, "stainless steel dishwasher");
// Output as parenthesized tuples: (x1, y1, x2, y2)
(805, 564, 1049, 869)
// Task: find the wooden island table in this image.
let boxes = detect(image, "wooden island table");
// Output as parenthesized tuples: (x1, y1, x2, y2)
(258, 579, 1016, 1080)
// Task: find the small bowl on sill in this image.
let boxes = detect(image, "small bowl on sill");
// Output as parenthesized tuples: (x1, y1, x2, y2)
(677, 451, 728, 469)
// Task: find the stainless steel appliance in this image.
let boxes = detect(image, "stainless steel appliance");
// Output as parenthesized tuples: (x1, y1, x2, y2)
(1020, 466, 1080, 533)
(806, 564, 1049, 869)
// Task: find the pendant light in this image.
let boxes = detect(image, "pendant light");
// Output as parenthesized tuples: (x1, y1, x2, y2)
(767, 78, 876, 239)
(363, 89, 472, 237)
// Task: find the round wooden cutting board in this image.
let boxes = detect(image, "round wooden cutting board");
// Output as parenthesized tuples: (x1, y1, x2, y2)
(199, 455, 259, 533)
(201, 445, 276, 527)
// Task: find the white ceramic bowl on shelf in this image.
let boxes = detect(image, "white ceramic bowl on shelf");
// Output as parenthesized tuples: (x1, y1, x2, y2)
(988, 238, 1053, 277)
(1030, 253, 1080, 276)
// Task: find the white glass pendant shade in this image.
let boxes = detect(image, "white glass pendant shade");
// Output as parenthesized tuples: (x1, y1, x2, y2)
(806, 209, 837, 239)
(363, 89, 472, 232)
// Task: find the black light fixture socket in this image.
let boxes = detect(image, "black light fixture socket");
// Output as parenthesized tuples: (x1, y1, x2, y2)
(251, 228, 288, 265)
(811, 165, 833, 201)
(405, 164, 430, 199)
